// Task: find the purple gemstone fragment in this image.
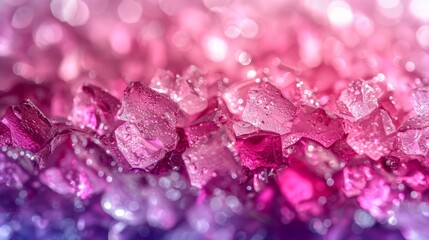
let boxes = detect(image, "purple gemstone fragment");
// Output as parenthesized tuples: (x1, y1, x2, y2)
(0, 122, 11, 146)
(40, 133, 114, 199)
(235, 131, 283, 170)
(71, 84, 121, 135)
(185, 110, 226, 146)
(1, 100, 52, 152)
(117, 82, 179, 125)
(102, 172, 196, 228)
(145, 172, 196, 229)
(182, 129, 241, 188)
(115, 120, 178, 169)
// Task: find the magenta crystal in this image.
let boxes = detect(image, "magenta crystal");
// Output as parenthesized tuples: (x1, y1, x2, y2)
(235, 131, 284, 170)
(115, 120, 178, 169)
(242, 82, 296, 134)
(1, 100, 52, 152)
(115, 82, 179, 169)
(399, 160, 429, 192)
(40, 133, 114, 199)
(346, 109, 396, 160)
(117, 82, 179, 125)
(150, 66, 208, 115)
(278, 166, 328, 220)
(1, 0, 429, 238)
(185, 110, 226, 146)
(182, 129, 241, 188)
(71, 84, 121, 135)
(0, 122, 11, 146)
(412, 87, 429, 116)
(289, 106, 344, 147)
(337, 79, 379, 122)
(396, 116, 429, 156)
(171, 66, 208, 115)
(357, 176, 401, 220)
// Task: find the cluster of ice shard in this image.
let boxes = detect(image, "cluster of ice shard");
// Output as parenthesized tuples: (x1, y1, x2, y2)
(2, 0, 429, 239)
(0, 72, 428, 239)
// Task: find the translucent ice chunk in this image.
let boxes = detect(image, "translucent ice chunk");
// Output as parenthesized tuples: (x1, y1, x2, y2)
(150, 66, 208, 115)
(289, 106, 344, 147)
(1, 100, 52, 152)
(171, 66, 208, 115)
(117, 82, 179, 126)
(182, 129, 240, 188)
(71, 84, 121, 135)
(337, 79, 378, 122)
(149, 69, 176, 95)
(115, 120, 178, 169)
(0, 147, 37, 189)
(185, 110, 226, 146)
(242, 82, 296, 134)
(40, 133, 117, 199)
(412, 87, 429, 116)
(346, 109, 396, 160)
(396, 116, 429, 156)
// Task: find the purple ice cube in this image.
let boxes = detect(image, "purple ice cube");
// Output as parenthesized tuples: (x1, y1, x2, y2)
(71, 84, 121, 135)
(182, 129, 241, 188)
(117, 82, 179, 126)
(115, 120, 178, 169)
(1, 100, 53, 152)
(40, 133, 115, 199)
(185, 110, 226, 146)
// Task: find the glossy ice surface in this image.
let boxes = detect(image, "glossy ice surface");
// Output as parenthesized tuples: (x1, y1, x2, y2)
(0, 0, 429, 239)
